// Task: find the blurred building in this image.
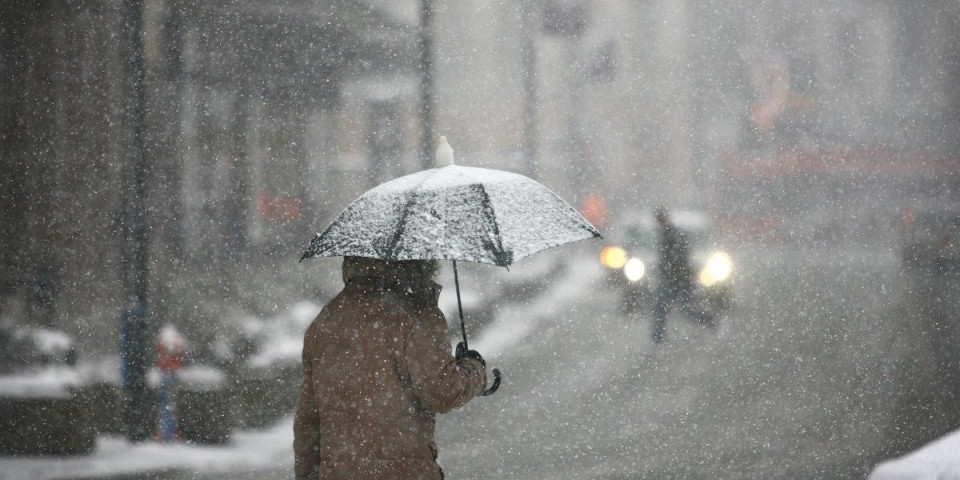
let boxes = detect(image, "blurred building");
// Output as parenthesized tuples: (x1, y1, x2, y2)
(1, 0, 958, 351)
(0, 0, 418, 351)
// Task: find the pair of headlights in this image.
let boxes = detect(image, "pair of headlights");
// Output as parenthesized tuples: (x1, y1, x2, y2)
(599, 246, 648, 282)
(600, 247, 734, 286)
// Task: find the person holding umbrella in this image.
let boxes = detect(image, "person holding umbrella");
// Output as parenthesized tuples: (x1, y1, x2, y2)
(296, 137, 600, 479)
(294, 256, 487, 480)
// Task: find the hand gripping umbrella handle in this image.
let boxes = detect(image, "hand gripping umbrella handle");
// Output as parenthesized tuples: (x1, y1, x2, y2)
(480, 368, 501, 396)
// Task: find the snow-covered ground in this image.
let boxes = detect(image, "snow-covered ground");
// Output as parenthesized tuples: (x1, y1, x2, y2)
(0, 418, 294, 480)
(2, 247, 959, 479)
(5, 416, 958, 480)
(868, 430, 960, 480)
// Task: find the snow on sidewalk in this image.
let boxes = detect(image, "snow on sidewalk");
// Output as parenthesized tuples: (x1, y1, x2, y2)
(0, 418, 294, 480)
(868, 428, 960, 480)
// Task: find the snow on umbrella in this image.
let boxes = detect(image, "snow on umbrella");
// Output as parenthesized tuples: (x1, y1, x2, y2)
(300, 145, 599, 266)
(300, 137, 601, 395)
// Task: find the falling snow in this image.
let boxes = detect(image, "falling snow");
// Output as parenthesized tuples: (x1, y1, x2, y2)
(2, 1, 959, 479)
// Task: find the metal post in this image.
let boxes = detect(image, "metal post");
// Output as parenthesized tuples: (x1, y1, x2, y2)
(419, 0, 434, 170)
(656, 0, 693, 206)
(120, 0, 151, 443)
(521, 1, 539, 180)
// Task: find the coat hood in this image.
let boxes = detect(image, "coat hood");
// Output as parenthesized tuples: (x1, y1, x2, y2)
(341, 256, 441, 304)
(342, 256, 411, 284)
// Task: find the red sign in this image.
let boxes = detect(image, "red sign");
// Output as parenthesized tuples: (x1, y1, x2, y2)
(258, 194, 302, 222)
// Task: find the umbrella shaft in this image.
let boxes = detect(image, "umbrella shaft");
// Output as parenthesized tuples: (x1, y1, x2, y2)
(453, 261, 469, 349)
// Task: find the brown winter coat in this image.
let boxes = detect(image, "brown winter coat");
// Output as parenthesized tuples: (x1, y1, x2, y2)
(294, 257, 487, 480)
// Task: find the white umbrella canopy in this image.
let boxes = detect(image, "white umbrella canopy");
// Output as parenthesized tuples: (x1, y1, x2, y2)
(300, 164, 600, 266)
(300, 138, 601, 396)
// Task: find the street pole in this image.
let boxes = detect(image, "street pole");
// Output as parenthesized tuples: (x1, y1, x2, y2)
(521, 1, 539, 180)
(418, 0, 434, 170)
(656, 0, 693, 206)
(120, 0, 152, 443)
(565, 36, 585, 199)
(541, 0, 588, 198)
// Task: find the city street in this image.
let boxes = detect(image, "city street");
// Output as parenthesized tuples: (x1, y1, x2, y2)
(108, 241, 959, 480)
(3, 2, 958, 480)
(438, 244, 929, 479)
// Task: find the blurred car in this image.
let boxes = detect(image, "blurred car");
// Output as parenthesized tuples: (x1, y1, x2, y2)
(0, 326, 96, 455)
(599, 210, 735, 316)
(901, 205, 960, 276)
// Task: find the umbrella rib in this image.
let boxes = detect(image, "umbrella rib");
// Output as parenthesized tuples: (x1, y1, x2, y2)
(300, 213, 345, 261)
(384, 176, 431, 259)
(472, 183, 510, 267)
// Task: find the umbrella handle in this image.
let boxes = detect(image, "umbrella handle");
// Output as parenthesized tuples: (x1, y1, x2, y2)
(480, 368, 501, 396)
(453, 261, 469, 348)
(451, 261, 500, 396)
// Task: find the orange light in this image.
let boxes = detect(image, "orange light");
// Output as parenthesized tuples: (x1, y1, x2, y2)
(600, 246, 628, 269)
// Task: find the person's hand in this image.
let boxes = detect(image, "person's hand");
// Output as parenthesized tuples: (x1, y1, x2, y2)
(455, 341, 486, 367)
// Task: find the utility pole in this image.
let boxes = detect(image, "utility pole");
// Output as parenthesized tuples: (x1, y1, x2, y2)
(656, 0, 693, 206)
(119, 0, 151, 443)
(542, 0, 588, 198)
(419, 0, 434, 170)
(520, 1, 539, 180)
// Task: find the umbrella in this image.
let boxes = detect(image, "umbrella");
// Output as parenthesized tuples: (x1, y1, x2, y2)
(301, 137, 601, 395)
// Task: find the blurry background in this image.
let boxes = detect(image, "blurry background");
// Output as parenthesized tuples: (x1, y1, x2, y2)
(2, 0, 957, 355)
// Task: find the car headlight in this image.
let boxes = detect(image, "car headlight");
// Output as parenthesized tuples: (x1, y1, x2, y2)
(624, 258, 645, 282)
(600, 246, 628, 269)
(699, 251, 733, 287)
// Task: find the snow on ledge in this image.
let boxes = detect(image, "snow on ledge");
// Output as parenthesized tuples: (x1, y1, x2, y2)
(0, 366, 83, 399)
